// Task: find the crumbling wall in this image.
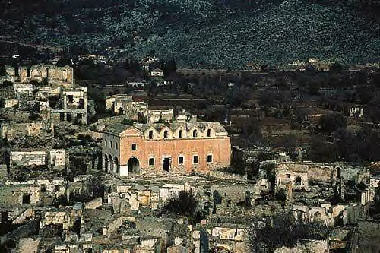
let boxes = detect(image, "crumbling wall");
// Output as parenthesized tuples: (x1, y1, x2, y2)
(50, 87, 88, 125)
(4, 98, 18, 108)
(193, 225, 249, 253)
(17, 65, 74, 86)
(0, 184, 41, 207)
(275, 168, 309, 192)
(274, 239, 329, 253)
(49, 150, 66, 167)
(10, 150, 66, 169)
(147, 108, 174, 123)
(10, 151, 47, 167)
(16, 238, 40, 253)
(41, 211, 70, 230)
(1, 122, 46, 141)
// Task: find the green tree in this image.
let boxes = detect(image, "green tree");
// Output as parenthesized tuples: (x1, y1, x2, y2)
(357, 86, 373, 104)
(0, 65, 5, 76)
(370, 187, 380, 219)
(308, 80, 321, 95)
(162, 58, 177, 76)
(309, 136, 338, 162)
(330, 62, 344, 72)
(56, 58, 72, 67)
(319, 113, 346, 134)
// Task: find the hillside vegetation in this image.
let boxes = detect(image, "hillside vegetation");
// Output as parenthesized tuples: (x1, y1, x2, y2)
(0, 0, 379, 68)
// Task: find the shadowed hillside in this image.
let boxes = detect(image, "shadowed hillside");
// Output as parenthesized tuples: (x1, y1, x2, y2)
(0, 0, 379, 68)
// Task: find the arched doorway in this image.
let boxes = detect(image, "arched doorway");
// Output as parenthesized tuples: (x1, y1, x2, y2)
(128, 157, 140, 174)
(113, 157, 120, 174)
(104, 155, 109, 172)
(108, 154, 113, 172)
(114, 157, 120, 174)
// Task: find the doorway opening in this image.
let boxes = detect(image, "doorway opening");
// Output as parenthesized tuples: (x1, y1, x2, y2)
(128, 157, 140, 174)
(163, 157, 171, 172)
(22, 194, 31, 204)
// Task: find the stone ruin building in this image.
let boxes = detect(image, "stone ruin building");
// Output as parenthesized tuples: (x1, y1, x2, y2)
(10, 149, 66, 168)
(0, 121, 52, 141)
(49, 86, 88, 125)
(105, 94, 174, 124)
(0, 64, 89, 125)
(3, 64, 74, 87)
(106, 94, 148, 118)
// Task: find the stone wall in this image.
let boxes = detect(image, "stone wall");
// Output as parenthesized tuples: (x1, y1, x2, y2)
(292, 203, 364, 227)
(274, 239, 329, 253)
(10, 149, 66, 168)
(17, 65, 74, 86)
(1, 122, 47, 141)
(13, 83, 34, 96)
(11, 151, 47, 167)
(42, 211, 70, 230)
(0, 184, 41, 207)
(147, 108, 174, 123)
(275, 162, 364, 184)
(50, 87, 88, 125)
(49, 150, 66, 167)
(275, 169, 309, 192)
(4, 98, 18, 108)
(107, 183, 189, 212)
(193, 224, 250, 253)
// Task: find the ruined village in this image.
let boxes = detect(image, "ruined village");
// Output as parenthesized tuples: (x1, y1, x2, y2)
(0, 55, 380, 253)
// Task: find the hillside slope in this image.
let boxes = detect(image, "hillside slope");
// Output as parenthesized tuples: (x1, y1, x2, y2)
(0, 0, 379, 68)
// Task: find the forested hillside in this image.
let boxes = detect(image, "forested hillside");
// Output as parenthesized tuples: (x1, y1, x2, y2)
(0, 0, 379, 68)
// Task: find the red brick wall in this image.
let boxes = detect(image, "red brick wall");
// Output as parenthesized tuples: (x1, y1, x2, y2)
(120, 136, 231, 173)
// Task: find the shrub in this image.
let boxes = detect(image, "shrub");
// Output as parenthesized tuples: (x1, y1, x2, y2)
(319, 113, 346, 134)
(122, 118, 135, 125)
(275, 188, 287, 202)
(249, 213, 330, 252)
(2, 80, 13, 87)
(162, 191, 203, 224)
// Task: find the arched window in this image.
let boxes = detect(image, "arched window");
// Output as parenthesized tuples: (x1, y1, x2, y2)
(163, 130, 168, 139)
(295, 176, 302, 185)
(207, 129, 212, 137)
(178, 130, 183, 138)
(193, 129, 198, 138)
(149, 130, 154, 139)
